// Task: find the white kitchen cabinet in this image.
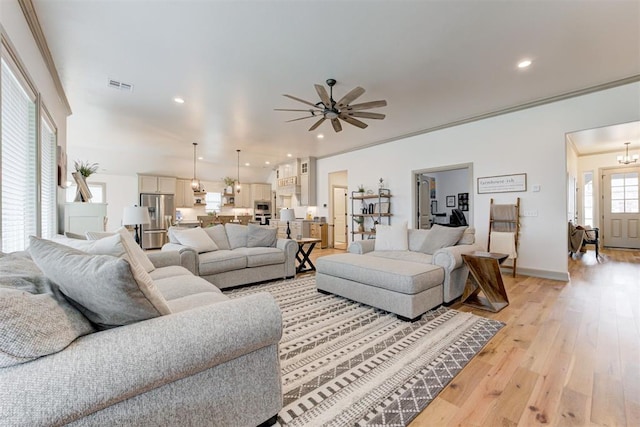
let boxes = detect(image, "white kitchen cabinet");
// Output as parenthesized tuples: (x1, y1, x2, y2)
(251, 183, 272, 202)
(271, 219, 311, 239)
(64, 202, 108, 234)
(175, 179, 193, 208)
(299, 157, 316, 206)
(138, 174, 176, 194)
(235, 185, 252, 208)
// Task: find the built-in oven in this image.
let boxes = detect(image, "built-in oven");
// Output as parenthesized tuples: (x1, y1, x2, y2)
(254, 201, 272, 225)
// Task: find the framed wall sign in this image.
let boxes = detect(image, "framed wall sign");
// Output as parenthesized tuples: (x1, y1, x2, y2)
(446, 195, 456, 207)
(477, 173, 527, 194)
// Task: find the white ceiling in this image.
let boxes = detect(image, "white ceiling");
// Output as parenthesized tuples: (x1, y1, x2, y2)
(33, 0, 640, 182)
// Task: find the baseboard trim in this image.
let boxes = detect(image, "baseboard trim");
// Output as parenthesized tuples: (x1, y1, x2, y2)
(500, 267, 569, 282)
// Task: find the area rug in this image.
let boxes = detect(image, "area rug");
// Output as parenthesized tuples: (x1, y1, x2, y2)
(225, 276, 504, 426)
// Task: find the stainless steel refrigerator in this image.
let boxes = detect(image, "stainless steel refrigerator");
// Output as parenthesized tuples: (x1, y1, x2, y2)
(140, 193, 174, 250)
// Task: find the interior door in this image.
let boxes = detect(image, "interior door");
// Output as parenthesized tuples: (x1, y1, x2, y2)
(333, 186, 347, 247)
(602, 167, 640, 248)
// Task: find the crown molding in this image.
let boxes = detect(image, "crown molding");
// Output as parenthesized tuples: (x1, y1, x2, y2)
(18, 0, 72, 116)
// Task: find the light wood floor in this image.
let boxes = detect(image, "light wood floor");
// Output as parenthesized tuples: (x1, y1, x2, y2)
(308, 246, 640, 426)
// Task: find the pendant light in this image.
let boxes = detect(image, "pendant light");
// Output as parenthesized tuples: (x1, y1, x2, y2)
(617, 142, 639, 165)
(236, 149, 242, 194)
(191, 142, 201, 191)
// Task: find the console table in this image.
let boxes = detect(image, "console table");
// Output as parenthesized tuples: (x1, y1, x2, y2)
(461, 251, 509, 312)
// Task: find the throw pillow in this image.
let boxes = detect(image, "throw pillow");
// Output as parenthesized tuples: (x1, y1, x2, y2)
(28, 237, 171, 329)
(203, 224, 230, 250)
(225, 223, 249, 249)
(374, 221, 408, 251)
(0, 288, 94, 367)
(64, 231, 86, 240)
(457, 227, 475, 245)
(247, 224, 277, 248)
(172, 227, 218, 253)
(53, 233, 126, 257)
(85, 231, 115, 240)
(419, 224, 466, 254)
(116, 228, 156, 273)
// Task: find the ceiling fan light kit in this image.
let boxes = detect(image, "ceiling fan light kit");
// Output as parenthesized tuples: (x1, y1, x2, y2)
(277, 78, 387, 133)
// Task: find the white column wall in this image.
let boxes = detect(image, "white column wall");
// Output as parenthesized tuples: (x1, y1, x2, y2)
(317, 82, 640, 280)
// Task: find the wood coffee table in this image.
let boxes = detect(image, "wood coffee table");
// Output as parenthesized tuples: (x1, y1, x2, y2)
(461, 251, 509, 312)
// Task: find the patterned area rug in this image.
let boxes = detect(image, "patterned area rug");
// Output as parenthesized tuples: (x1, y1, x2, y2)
(225, 276, 504, 426)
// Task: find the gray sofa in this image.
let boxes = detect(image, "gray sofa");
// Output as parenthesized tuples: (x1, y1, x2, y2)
(316, 225, 480, 320)
(162, 223, 297, 289)
(0, 233, 282, 426)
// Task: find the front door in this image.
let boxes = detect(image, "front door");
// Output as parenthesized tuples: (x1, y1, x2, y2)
(602, 167, 640, 248)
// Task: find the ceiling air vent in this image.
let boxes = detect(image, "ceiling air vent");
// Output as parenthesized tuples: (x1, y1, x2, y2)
(107, 78, 134, 92)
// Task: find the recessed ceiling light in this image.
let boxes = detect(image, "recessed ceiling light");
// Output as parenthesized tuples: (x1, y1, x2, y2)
(198, 156, 203, 160)
(265, 161, 270, 165)
(317, 134, 324, 139)
(287, 153, 292, 157)
(517, 59, 532, 69)
(173, 97, 185, 104)
(245, 162, 250, 166)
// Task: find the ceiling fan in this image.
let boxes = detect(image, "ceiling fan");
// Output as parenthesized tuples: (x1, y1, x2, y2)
(275, 78, 387, 133)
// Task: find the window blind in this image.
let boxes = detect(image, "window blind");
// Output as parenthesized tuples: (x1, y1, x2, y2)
(40, 114, 57, 239)
(1, 58, 38, 252)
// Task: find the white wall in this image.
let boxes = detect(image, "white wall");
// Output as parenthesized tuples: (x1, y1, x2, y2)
(86, 173, 138, 231)
(317, 82, 640, 280)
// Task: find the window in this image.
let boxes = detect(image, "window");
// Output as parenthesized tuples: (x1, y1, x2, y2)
(610, 172, 639, 213)
(40, 112, 57, 239)
(583, 172, 593, 227)
(205, 192, 222, 213)
(1, 56, 37, 252)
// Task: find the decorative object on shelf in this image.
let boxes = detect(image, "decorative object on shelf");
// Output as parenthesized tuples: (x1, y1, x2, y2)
(190, 142, 201, 191)
(280, 208, 296, 239)
(357, 184, 365, 193)
(617, 142, 638, 164)
(446, 195, 456, 208)
(368, 203, 374, 214)
(72, 160, 98, 202)
(458, 192, 469, 211)
(74, 160, 99, 178)
(236, 149, 242, 194)
(122, 205, 151, 247)
(223, 177, 235, 194)
(379, 178, 384, 189)
(276, 78, 387, 133)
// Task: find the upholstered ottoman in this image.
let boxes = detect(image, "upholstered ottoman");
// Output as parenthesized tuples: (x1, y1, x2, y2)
(315, 253, 444, 321)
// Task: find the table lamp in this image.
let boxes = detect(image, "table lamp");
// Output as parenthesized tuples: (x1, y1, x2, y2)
(280, 208, 295, 239)
(122, 205, 151, 246)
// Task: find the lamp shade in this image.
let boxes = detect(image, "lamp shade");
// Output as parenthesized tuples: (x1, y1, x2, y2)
(122, 206, 151, 226)
(280, 208, 295, 222)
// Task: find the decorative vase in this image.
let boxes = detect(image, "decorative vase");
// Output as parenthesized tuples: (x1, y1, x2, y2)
(358, 223, 364, 232)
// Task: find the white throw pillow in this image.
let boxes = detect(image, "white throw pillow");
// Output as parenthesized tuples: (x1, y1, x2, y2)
(420, 224, 466, 254)
(172, 227, 218, 253)
(374, 221, 408, 251)
(116, 228, 156, 273)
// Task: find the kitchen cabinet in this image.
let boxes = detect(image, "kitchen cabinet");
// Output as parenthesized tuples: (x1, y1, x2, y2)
(271, 219, 311, 239)
(138, 174, 176, 194)
(235, 186, 252, 208)
(64, 202, 108, 234)
(309, 222, 328, 248)
(251, 183, 272, 202)
(175, 179, 193, 208)
(299, 157, 316, 206)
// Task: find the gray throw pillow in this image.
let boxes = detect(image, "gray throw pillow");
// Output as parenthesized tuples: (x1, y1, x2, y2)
(419, 224, 466, 254)
(204, 224, 231, 250)
(225, 223, 249, 249)
(0, 288, 94, 367)
(247, 224, 277, 248)
(28, 237, 171, 329)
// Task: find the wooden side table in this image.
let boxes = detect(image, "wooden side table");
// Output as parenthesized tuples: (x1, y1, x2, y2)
(461, 251, 509, 312)
(294, 238, 322, 274)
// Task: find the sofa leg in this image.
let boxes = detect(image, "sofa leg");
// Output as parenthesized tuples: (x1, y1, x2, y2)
(257, 414, 278, 427)
(397, 314, 421, 322)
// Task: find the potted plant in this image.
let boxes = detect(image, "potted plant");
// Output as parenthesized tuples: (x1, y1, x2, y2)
(357, 184, 365, 193)
(72, 160, 99, 202)
(223, 177, 236, 194)
(74, 160, 99, 178)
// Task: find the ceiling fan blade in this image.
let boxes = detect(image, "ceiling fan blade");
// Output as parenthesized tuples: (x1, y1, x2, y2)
(283, 94, 320, 108)
(339, 114, 368, 129)
(342, 100, 387, 111)
(286, 116, 317, 123)
(346, 111, 385, 120)
(309, 117, 326, 131)
(315, 84, 331, 108)
(275, 108, 321, 112)
(337, 86, 365, 108)
(331, 118, 342, 132)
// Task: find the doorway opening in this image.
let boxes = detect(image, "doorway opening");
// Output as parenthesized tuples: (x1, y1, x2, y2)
(412, 163, 473, 229)
(328, 170, 348, 250)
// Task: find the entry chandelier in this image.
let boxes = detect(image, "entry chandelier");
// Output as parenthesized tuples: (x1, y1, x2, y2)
(191, 142, 201, 191)
(236, 149, 242, 194)
(617, 142, 639, 165)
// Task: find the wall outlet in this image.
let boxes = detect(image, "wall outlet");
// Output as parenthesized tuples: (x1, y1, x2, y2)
(523, 209, 538, 217)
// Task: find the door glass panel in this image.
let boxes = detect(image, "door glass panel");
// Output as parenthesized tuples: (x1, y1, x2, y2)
(610, 172, 638, 213)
